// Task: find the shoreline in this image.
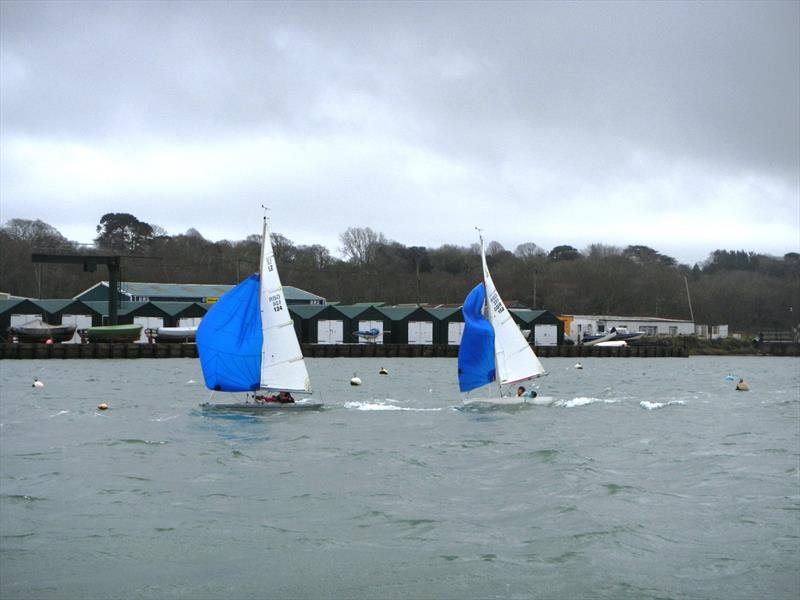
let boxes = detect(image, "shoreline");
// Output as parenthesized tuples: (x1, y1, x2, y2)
(2, 341, 796, 359)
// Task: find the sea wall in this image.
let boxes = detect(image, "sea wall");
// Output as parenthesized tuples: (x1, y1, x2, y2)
(0, 342, 692, 359)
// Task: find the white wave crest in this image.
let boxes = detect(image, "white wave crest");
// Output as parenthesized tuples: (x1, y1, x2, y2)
(553, 397, 617, 408)
(49, 410, 69, 417)
(640, 400, 686, 411)
(343, 401, 441, 412)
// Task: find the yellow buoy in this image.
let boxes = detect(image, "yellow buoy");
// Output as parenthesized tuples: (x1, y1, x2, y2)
(98, 403, 109, 410)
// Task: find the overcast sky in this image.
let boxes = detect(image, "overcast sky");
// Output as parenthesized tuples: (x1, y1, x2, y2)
(1, 0, 798, 265)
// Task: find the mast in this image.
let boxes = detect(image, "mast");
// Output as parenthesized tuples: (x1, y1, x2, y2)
(477, 228, 503, 397)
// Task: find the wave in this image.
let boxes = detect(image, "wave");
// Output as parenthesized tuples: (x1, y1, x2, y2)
(553, 397, 618, 408)
(640, 400, 686, 410)
(343, 401, 441, 412)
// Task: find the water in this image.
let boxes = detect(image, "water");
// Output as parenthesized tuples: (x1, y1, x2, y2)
(1, 356, 798, 600)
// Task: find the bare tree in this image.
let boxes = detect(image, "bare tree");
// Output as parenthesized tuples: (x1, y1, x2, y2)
(339, 226, 386, 267)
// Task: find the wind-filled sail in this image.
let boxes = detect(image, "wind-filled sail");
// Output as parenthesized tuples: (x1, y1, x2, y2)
(259, 218, 312, 393)
(196, 274, 262, 392)
(480, 240, 546, 385)
(457, 283, 496, 392)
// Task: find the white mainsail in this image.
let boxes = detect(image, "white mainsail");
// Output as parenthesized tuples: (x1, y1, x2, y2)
(258, 217, 312, 393)
(479, 235, 546, 385)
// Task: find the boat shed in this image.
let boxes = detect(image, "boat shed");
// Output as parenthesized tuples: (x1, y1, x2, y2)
(33, 299, 104, 342)
(336, 305, 392, 344)
(75, 281, 326, 306)
(80, 300, 209, 342)
(0, 298, 49, 341)
(289, 304, 351, 344)
(510, 309, 564, 346)
(377, 306, 437, 345)
(425, 307, 465, 345)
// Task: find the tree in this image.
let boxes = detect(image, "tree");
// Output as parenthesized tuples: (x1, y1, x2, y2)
(548, 245, 582, 261)
(95, 213, 154, 252)
(623, 245, 676, 266)
(339, 226, 386, 267)
(514, 242, 546, 259)
(2, 218, 72, 248)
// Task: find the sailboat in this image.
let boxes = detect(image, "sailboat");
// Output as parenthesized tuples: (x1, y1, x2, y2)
(196, 214, 322, 412)
(457, 231, 546, 404)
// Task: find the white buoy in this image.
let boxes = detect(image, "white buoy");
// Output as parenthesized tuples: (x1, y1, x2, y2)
(32, 378, 44, 388)
(379, 367, 388, 375)
(350, 374, 362, 386)
(98, 403, 109, 410)
(574, 363, 583, 370)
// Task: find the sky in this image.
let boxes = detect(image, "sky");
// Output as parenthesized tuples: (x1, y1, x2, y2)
(1, 0, 798, 266)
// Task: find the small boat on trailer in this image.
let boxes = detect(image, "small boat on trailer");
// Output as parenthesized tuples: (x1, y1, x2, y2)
(8, 319, 76, 343)
(581, 331, 617, 346)
(151, 326, 198, 343)
(82, 324, 143, 343)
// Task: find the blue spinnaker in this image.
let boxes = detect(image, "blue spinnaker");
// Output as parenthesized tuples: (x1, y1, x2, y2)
(196, 274, 262, 392)
(457, 282, 496, 392)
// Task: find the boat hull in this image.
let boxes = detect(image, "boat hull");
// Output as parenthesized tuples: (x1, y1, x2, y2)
(199, 402, 324, 413)
(9, 325, 76, 343)
(84, 325, 143, 343)
(582, 332, 617, 346)
(463, 395, 554, 406)
(154, 327, 197, 343)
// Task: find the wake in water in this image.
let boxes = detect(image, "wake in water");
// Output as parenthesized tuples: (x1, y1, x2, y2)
(639, 400, 686, 410)
(344, 401, 442, 412)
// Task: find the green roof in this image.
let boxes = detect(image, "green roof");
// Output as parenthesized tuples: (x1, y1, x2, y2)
(510, 309, 549, 324)
(289, 304, 326, 319)
(335, 305, 379, 319)
(376, 306, 421, 320)
(425, 307, 461, 320)
(78, 281, 325, 303)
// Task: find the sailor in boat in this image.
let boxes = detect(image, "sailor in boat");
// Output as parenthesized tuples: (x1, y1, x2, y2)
(516, 386, 537, 399)
(255, 391, 295, 404)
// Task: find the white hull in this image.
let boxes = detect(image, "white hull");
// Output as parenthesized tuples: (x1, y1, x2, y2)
(582, 332, 617, 346)
(595, 340, 627, 347)
(463, 395, 554, 406)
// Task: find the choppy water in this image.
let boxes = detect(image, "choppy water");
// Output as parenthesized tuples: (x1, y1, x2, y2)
(1, 356, 798, 600)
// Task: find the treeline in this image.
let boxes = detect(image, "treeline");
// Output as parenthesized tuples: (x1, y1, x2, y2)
(1, 214, 798, 333)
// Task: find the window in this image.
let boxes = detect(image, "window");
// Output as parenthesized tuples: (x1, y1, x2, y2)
(669, 326, 678, 336)
(640, 326, 657, 336)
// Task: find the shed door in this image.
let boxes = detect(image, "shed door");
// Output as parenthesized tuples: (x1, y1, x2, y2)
(134, 316, 163, 343)
(534, 325, 557, 347)
(178, 317, 202, 327)
(62, 314, 93, 343)
(357, 320, 384, 344)
(408, 321, 433, 345)
(317, 320, 343, 344)
(448, 322, 465, 345)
